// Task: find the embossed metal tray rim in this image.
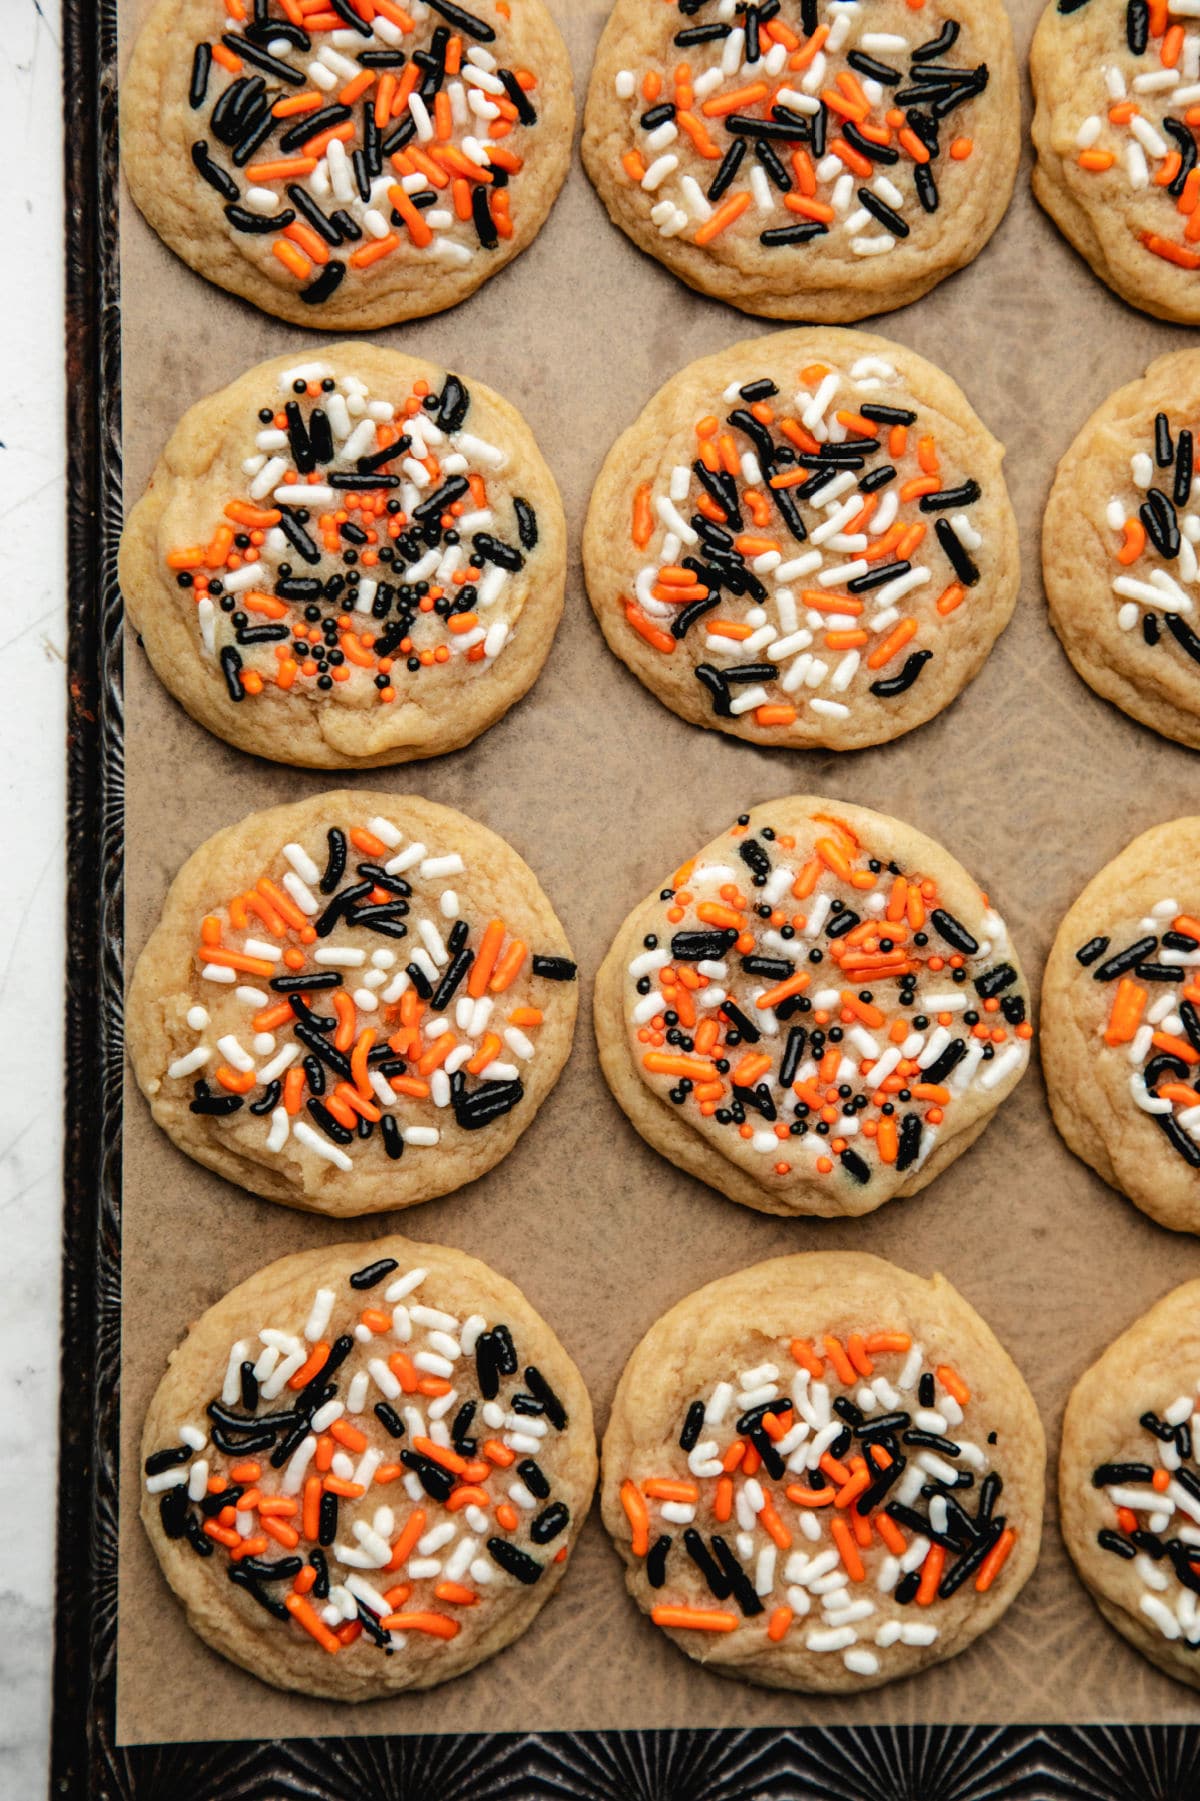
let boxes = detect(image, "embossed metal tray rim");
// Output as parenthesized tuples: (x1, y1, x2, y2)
(47, 0, 1200, 1793)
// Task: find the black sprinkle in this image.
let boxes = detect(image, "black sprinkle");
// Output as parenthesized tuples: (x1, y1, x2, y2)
(930, 909, 979, 956)
(189, 42, 212, 109)
(350, 1258, 399, 1290)
(426, 0, 496, 41)
(1075, 936, 1109, 968)
(487, 1537, 543, 1584)
(646, 1534, 672, 1586)
(524, 1365, 567, 1431)
(532, 955, 577, 981)
(1155, 1110, 1200, 1167)
(680, 1400, 706, 1453)
(934, 517, 980, 586)
(870, 650, 932, 698)
(299, 262, 347, 307)
(1166, 611, 1200, 667)
(1092, 937, 1158, 982)
(895, 1112, 923, 1172)
(857, 187, 909, 237)
(318, 1490, 338, 1546)
(530, 1503, 569, 1544)
(373, 1402, 406, 1440)
(1128, 0, 1149, 54)
(840, 1147, 871, 1185)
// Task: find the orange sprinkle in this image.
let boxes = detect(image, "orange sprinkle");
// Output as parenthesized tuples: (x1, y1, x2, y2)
(694, 191, 752, 245)
(621, 1479, 650, 1556)
(380, 1611, 460, 1639)
(975, 1527, 1016, 1592)
(651, 1605, 739, 1632)
(917, 1543, 946, 1604)
(285, 1593, 341, 1654)
(350, 233, 400, 269)
(935, 1363, 970, 1405)
(829, 1515, 866, 1581)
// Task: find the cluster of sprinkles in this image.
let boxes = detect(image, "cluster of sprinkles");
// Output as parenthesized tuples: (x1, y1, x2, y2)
(1101, 405, 1200, 667)
(625, 809, 1031, 1190)
(619, 352, 987, 731)
(610, 0, 987, 261)
(620, 1328, 1017, 1674)
(186, 0, 540, 304)
(166, 359, 537, 711)
(1060, 0, 1200, 273)
(144, 1256, 574, 1657)
(157, 809, 576, 1173)
(1076, 895, 1200, 1170)
(1091, 1376, 1200, 1651)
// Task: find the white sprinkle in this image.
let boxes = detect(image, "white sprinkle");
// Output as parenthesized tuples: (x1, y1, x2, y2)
(215, 1033, 255, 1074)
(293, 1121, 353, 1170)
(145, 1466, 188, 1495)
(642, 153, 679, 192)
(806, 1626, 857, 1652)
(1142, 1592, 1182, 1639)
(304, 1287, 336, 1342)
(976, 1043, 1025, 1091)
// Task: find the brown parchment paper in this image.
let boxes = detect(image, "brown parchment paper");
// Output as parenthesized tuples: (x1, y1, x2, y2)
(114, 0, 1200, 1744)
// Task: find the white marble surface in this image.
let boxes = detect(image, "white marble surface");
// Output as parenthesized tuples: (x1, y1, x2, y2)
(1, 0, 66, 1792)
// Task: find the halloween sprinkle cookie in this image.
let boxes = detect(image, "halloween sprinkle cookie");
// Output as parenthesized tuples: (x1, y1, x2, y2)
(583, 329, 1018, 751)
(1031, 0, 1200, 322)
(1042, 816, 1200, 1236)
(1044, 350, 1200, 750)
(120, 0, 573, 329)
(581, 0, 1019, 321)
(602, 1252, 1044, 1692)
(120, 346, 566, 768)
(141, 1234, 595, 1698)
(595, 797, 1032, 1218)
(127, 792, 577, 1215)
(1060, 1278, 1200, 1688)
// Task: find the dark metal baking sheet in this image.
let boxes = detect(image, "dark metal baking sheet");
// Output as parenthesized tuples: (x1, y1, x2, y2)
(48, 0, 1200, 1791)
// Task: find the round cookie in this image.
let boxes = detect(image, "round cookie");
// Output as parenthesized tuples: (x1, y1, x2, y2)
(1042, 815, 1200, 1235)
(581, 0, 1019, 322)
(120, 345, 566, 768)
(127, 790, 578, 1215)
(1031, 0, 1200, 322)
(1044, 351, 1200, 751)
(1060, 1279, 1200, 1688)
(595, 795, 1033, 1219)
(601, 1251, 1044, 1692)
(584, 328, 1018, 751)
(120, 0, 574, 329)
(141, 1233, 596, 1699)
